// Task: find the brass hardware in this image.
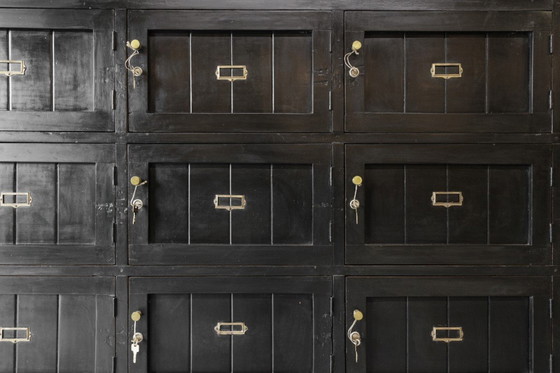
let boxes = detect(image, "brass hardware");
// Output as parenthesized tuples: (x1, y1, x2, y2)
(214, 322, 249, 335)
(214, 194, 247, 211)
(131, 311, 142, 322)
(130, 176, 142, 186)
(0, 192, 32, 208)
(430, 63, 463, 79)
(431, 191, 464, 208)
(129, 39, 141, 51)
(353, 309, 363, 321)
(131, 310, 143, 364)
(352, 176, 363, 186)
(215, 65, 248, 82)
(349, 176, 362, 224)
(0, 327, 31, 343)
(125, 40, 143, 88)
(0, 60, 26, 77)
(347, 309, 363, 363)
(431, 326, 464, 343)
(344, 40, 362, 78)
(130, 178, 147, 224)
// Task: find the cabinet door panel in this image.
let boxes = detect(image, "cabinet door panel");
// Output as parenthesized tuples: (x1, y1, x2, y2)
(0, 10, 114, 131)
(346, 277, 551, 373)
(129, 144, 332, 265)
(346, 144, 551, 264)
(0, 144, 115, 264)
(0, 277, 114, 373)
(345, 12, 551, 133)
(128, 11, 331, 132)
(129, 277, 331, 373)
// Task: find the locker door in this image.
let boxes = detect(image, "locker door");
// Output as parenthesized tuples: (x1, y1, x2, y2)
(0, 144, 115, 264)
(128, 277, 332, 372)
(0, 277, 115, 373)
(0, 10, 114, 131)
(346, 277, 551, 373)
(344, 11, 551, 133)
(128, 144, 332, 265)
(345, 144, 551, 265)
(127, 11, 332, 132)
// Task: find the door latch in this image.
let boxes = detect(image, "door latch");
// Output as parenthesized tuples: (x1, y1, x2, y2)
(349, 176, 362, 224)
(347, 309, 363, 363)
(130, 311, 143, 364)
(125, 39, 143, 88)
(344, 40, 362, 78)
(130, 176, 147, 225)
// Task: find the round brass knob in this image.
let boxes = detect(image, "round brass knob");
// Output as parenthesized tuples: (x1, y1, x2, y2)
(352, 40, 362, 52)
(130, 176, 142, 186)
(353, 309, 363, 321)
(130, 39, 141, 50)
(352, 176, 363, 186)
(131, 311, 142, 322)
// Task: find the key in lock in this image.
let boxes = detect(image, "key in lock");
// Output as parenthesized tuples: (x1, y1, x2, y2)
(349, 331, 361, 362)
(131, 199, 143, 225)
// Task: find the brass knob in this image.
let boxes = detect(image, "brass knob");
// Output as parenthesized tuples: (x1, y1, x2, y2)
(352, 176, 363, 186)
(129, 39, 141, 50)
(131, 311, 142, 322)
(353, 309, 363, 321)
(352, 40, 362, 52)
(130, 176, 142, 186)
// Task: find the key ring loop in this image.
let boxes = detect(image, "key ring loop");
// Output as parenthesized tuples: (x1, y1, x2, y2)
(345, 40, 362, 78)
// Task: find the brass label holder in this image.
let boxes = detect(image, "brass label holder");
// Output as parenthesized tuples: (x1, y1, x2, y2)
(431, 63, 463, 79)
(0, 192, 32, 208)
(215, 65, 248, 82)
(214, 194, 246, 211)
(431, 191, 463, 208)
(214, 322, 248, 335)
(431, 326, 464, 343)
(0, 327, 31, 343)
(0, 60, 26, 77)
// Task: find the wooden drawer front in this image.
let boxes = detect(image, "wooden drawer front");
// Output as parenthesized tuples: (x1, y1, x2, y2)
(128, 145, 332, 265)
(128, 11, 332, 132)
(345, 12, 551, 133)
(346, 277, 551, 373)
(0, 277, 114, 372)
(129, 277, 332, 373)
(0, 144, 115, 264)
(346, 145, 551, 264)
(0, 10, 114, 131)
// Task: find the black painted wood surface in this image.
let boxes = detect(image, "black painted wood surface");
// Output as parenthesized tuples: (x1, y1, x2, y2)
(345, 144, 551, 265)
(0, 4, 555, 373)
(128, 11, 332, 132)
(129, 276, 332, 373)
(346, 276, 552, 373)
(345, 11, 552, 133)
(0, 9, 114, 131)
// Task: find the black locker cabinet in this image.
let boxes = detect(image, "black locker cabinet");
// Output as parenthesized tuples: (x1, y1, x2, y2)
(346, 277, 551, 373)
(0, 10, 114, 131)
(127, 11, 332, 132)
(0, 144, 116, 264)
(345, 144, 551, 265)
(128, 144, 332, 265)
(129, 277, 332, 372)
(0, 277, 115, 373)
(344, 11, 552, 133)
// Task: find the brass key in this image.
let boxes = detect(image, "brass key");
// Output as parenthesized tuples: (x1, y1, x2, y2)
(131, 199, 143, 225)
